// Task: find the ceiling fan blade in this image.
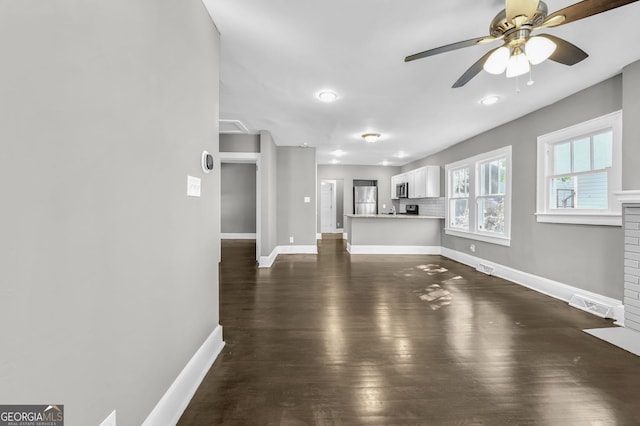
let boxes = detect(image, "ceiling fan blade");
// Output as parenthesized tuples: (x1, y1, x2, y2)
(405, 36, 499, 62)
(538, 34, 588, 65)
(544, 0, 639, 27)
(452, 47, 501, 88)
(506, 0, 540, 24)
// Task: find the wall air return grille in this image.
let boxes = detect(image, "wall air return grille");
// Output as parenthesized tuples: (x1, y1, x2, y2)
(569, 294, 614, 319)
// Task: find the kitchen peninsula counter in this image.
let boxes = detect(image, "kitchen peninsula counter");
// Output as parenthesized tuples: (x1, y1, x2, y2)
(344, 214, 444, 254)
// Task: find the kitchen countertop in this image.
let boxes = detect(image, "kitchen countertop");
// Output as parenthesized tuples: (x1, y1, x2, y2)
(344, 214, 444, 219)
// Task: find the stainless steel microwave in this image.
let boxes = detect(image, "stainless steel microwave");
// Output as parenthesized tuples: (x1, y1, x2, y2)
(396, 182, 408, 198)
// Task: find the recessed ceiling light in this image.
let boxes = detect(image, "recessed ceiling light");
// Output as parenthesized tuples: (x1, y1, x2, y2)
(394, 151, 408, 159)
(480, 95, 500, 106)
(332, 149, 346, 157)
(330, 158, 339, 164)
(381, 160, 390, 166)
(361, 133, 381, 143)
(316, 89, 338, 103)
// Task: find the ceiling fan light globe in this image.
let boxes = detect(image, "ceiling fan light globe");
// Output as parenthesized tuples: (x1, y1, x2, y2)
(506, 50, 530, 78)
(525, 36, 557, 65)
(483, 47, 510, 74)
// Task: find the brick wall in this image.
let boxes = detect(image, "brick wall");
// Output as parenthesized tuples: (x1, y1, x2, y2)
(624, 205, 640, 332)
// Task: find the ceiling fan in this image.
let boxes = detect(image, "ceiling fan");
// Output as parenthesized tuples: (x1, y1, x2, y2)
(405, 0, 639, 88)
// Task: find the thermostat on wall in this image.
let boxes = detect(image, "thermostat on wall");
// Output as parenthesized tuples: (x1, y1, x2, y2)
(202, 150, 214, 173)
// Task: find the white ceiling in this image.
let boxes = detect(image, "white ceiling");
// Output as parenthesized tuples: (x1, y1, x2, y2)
(203, 0, 640, 166)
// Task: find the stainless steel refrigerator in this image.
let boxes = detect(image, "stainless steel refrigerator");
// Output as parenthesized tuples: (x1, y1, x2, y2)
(354, 186, 378, 215)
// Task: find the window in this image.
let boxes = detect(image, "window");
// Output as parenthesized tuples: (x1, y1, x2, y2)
(445, 146, 512, 246)
(478, 157, 507, 234)
(449, 167, 469, 230)
(536, 111, 622, 226)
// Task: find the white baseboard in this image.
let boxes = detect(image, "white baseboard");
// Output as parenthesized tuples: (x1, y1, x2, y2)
(142, 325, 224, 426)
(258, 245, 319, 268)
(278, 245, 318, 254)
(441, 247, 625, 324)
(347, 244, 442, 255)
(221, 233, 256, 240)
(258, 247, 278, 268)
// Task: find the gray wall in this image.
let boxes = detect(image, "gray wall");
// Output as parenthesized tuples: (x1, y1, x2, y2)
(403, 76, 624, 299)
(277, 147, 318, 246)
(317, 165, 401, 232)
(260, 131, 278, 256)
(623, 60, 640, 190)
(336, 180, 344, 229)
(0, 1, 221, 425)
(221, 163, 256, 233)
(220, 133, 260, 153)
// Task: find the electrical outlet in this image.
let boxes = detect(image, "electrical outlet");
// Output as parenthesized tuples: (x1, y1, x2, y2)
(99, 410, 116, 426)
(289, 236, 294, 244)
(469, 244, 476, 253)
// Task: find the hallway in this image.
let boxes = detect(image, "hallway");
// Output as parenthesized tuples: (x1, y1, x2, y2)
(179, 239, 640, 425)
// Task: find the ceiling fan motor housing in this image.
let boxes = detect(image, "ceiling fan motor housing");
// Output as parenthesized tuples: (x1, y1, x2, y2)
(490, 1, 548, 38)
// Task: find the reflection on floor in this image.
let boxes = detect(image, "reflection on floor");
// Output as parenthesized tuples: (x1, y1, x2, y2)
(179, 238, 640, 425)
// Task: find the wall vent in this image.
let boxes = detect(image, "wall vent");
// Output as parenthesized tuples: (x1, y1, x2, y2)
(476, 263, 495, 275)
(220, 119, 249, 134)
(569, 294, 614, 318)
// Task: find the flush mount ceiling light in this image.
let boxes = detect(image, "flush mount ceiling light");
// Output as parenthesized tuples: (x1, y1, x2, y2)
(480, 95, 500, 106)
(316, 89, 338, 103)
(361, 133, 381, 143)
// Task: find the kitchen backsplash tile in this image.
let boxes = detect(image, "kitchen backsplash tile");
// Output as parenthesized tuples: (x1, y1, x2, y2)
(400, 197, 445, 217)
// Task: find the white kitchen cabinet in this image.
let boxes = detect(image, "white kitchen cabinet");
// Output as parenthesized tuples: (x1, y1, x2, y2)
(391, 172, 409, 199)
(392, 166, 440, 199)
(422, 166, 440, 197)
(409, 168, 422, 198)
(391, 174, 400, 199)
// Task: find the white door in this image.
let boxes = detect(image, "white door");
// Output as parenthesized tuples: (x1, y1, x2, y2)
(321, 180, 335, 233)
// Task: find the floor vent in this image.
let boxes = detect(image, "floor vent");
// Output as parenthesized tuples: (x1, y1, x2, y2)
(569, 294, 614, 318)
(476, 263, 495, 275)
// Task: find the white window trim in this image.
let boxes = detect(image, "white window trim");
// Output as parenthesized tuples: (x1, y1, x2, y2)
(448, 166, 470, 231)
(445, 146, 512, 247)
(536, 110, 622, 226)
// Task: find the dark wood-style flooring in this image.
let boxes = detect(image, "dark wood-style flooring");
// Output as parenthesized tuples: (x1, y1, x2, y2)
(179, 237, 640, 425)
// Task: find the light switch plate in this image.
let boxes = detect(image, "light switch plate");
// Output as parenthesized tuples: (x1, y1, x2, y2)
(304, 197, 310, 203)
(187, 176, 201, 197)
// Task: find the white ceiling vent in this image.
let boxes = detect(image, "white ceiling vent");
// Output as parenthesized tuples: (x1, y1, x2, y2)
(220, 119, 249, 134)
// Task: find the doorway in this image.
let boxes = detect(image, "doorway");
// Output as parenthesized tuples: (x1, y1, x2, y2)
(321, 180, 336, 233)
(220, 152, 261, 262)
(320, 179, 344, 234)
